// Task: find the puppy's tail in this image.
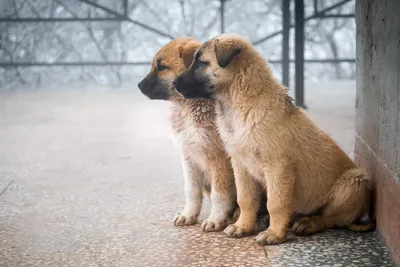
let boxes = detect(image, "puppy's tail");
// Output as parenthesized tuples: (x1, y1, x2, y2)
(346, 221, 376, 232)
(346, 183, 376, 233)
(334, 166, 376, 233)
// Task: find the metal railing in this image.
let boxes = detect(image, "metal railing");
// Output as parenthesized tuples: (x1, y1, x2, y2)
(0, 0, 355, 107)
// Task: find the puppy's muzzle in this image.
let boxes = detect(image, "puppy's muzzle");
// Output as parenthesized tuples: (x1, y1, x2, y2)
(137, 80, 145, 91)
(173, 76, 211, 99)
(138, 75, 169, 100)
(173, 76, 190, 96)
(137, 77, 153, 95)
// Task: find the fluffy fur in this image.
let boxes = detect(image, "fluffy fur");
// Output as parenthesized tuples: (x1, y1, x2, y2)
(138, 37, 237, 232)
(174, 33, 374, 245)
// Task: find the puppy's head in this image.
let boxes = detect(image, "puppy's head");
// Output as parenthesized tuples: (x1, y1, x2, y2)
(138, 37, 201, 100)
(174, 33, 250, 99)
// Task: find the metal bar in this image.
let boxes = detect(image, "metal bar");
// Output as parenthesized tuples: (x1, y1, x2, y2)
(252, 0, 353, 45)
(220, 0, 225, 33)
(0, 59, 356, 67)
(0, 61, 152, 67)
(295, 0, 305, 108)
(77, 0, 174, 39)
(0, 180, 13, 197)
(124, 17, 174, 39)
(0, 18, 124, 22)
(315, 0, 352, 16)
(268, 58, 356, 64)
(282, 0, 290, 87)
(252, 29, 284, 46)
(313, 14, 355, 18)
(76, 0, 120, 17)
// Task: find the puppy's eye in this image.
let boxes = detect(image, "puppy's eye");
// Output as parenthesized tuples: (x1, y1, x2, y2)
(198, 60, 209, 67)
(157, 63, 168, 72)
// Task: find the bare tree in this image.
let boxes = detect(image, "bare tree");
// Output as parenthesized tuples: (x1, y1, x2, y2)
(0, 0, 356, 89)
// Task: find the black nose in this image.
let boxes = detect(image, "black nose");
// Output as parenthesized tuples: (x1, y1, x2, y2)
(172, 78, 178, 87)
(138, 80, 144, 90)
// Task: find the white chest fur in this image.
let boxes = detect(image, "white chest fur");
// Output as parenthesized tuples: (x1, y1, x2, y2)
(169, 107, 210, 172)
(215, 100, 246, 153)
(216, 100, 264, 180)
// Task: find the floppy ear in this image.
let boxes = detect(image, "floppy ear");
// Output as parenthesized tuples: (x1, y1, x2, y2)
(214, 39, 241, 68)
(179, 40, 201, 69)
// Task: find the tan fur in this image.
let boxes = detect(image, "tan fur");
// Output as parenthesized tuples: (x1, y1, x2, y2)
(140, 37, 237, 232)
(183, 33, 373, 244)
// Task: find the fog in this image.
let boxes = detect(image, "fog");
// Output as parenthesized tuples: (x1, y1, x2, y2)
(0, 0, 356, 89)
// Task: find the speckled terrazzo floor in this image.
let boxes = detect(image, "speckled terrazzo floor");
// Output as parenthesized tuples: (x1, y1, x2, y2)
(0, 82, 396, 267)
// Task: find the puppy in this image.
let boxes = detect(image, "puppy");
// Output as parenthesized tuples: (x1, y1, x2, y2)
(174, 33, 374, 245)
(138, 37, 237, 232)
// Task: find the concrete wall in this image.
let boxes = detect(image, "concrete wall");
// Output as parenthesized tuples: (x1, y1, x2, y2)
(355, 0, 400, 264)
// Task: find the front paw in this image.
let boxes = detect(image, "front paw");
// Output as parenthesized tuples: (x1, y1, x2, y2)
(201, 219, 227, 232)
(255, 228, 286, 245)
(173, 214, 198, 226)
(223, 224, 253, 238)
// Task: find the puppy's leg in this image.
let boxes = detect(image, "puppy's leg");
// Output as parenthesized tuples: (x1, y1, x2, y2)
(255, 163, 294, 245)
(174, 156, 204, 226)
(224, 159, 259, 238)
(292, 168, 372, 235)
(202, 157, 236, 232)
(232, 192, 269, 223)
(232, 207, 241, 222)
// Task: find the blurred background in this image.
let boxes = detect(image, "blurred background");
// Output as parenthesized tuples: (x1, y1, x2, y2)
(0, 0, 355, 89)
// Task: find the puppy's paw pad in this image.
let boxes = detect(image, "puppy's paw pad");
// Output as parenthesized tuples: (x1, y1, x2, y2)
(255, 229, 286, 245)
(173, 214, 197, 226)
(292, 217, 317, 236)
(223, 224, 249, 238)
(201, 219, 227, 232)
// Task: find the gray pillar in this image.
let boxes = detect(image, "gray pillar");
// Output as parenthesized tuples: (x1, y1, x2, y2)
(355, 0, 400, 265)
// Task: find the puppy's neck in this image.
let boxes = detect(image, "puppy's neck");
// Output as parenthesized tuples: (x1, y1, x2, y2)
(169, 97, 216, 125)
(217, 55, 296, 120)
(234, 62, 286, 102)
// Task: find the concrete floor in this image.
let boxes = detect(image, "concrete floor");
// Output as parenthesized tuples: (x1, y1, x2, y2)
(0, 81, 395, 266)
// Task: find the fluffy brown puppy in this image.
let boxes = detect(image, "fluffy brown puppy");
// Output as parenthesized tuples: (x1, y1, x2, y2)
(138, 37, 237, 232)
(174, 33, 374, 245)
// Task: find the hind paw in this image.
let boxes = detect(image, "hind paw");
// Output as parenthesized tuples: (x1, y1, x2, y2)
(292, 217, 318, 236)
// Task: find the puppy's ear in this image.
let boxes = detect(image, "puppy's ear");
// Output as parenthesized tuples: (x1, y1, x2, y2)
(214, 39, 241, 68)
(179, 40, 201, 69)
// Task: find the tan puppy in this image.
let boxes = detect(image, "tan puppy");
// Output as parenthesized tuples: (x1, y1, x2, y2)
(174, 33, 374, 245)
(138, 37, 237, 231)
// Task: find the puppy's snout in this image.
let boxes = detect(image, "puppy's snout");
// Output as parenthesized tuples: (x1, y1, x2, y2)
(137, 79, 145, 90)
(138, 79, 148, 92)
(138, 72, 157, 91)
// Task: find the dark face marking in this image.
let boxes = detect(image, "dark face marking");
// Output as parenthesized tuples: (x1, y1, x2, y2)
(156, 59, 169, 72)
(173, 49, 214, 99)
(137, 64, 170, 100)
(193, 51, 209, 69)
